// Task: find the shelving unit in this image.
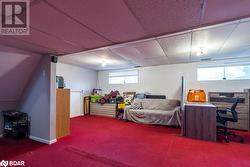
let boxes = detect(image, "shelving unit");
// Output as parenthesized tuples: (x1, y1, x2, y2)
(3, 110, 30, 139)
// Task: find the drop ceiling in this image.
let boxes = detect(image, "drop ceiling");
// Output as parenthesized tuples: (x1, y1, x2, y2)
(1, 0, 250, 70)
(60, 18, 250, 70)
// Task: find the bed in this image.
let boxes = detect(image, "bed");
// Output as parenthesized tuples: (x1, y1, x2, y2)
(123, 98, 181, 126)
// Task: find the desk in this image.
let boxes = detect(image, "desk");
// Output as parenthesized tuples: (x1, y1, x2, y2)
(182, 102, 217, 142)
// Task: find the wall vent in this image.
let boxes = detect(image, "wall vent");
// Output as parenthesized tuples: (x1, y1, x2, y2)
(200, 58, 212, 61)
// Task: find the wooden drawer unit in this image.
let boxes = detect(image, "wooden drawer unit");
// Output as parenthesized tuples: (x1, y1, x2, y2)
(208, 92, 249, 131)
(56, 89, 70, 139)
(90, 103, 116, 118)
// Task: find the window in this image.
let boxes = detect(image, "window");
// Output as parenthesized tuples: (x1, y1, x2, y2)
(109, 70, 138, 84)
(225, 65, 250, 80)
(197, 64, 250, 81)
(197, 67, 224, 81)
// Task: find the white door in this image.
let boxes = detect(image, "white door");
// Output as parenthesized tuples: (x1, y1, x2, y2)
(70, 91, 83, 118)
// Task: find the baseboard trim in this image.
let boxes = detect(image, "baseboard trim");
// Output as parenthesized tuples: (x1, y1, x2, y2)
(29, 135, 57, 145)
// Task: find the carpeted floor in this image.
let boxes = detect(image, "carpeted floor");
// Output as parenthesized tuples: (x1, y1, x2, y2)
(1, 115, 250, 167)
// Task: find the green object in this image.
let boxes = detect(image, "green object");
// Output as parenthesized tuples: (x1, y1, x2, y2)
(90, 95, 102, 103)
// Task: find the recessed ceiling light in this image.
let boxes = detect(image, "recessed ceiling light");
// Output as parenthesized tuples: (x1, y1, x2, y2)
(101, 60, 108, 67)
(197, 47, 208, 56)
(102, 62, 107, 67)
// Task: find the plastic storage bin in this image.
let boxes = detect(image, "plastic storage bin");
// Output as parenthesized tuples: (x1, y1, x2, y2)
(90, 95, 102, 103)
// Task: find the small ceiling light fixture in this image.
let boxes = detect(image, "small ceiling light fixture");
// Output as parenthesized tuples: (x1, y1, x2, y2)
(196, 46, 208, 56)
(101, 60, 108, 67)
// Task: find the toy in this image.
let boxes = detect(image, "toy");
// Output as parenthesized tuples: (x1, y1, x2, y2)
(92, 88, 102, 95)
(123, 92, 135, 105)
(98, 90, 120, 104)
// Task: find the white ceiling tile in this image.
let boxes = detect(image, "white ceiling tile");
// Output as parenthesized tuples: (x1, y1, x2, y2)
(201, 0, 250, 25)
(191, 23, 236, 61)
(217, 46, 250, 60)
(111, 40, 170, 65)
(135, 56, 170, 66)
(220, 21, 250, 58)
(158, 33, 191, 63)
(131, 40, 166, 59)
(111, 46, 143, 61)
(168, 57, 190, 64)
(124, 0, 201, 36)
(31, 2, 111, 49)
(48, 0, 146, 42)
(59, 49, 135, 70)
(59, 18, 250, 70)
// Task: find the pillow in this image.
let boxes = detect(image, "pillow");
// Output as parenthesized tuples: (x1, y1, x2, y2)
(130, 102, 143, 110)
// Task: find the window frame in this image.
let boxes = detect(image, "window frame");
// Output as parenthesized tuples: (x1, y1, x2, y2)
(108, 69, 139, 85)
(197, 63, 250, 81)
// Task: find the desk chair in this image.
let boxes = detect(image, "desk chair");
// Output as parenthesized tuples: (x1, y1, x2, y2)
(216, 98, 244, 143)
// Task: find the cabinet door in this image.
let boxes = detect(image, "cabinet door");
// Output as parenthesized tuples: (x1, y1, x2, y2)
(56, 89, 70, 139)
(70, 91, 82, 118)
(185, 105, 216, 141)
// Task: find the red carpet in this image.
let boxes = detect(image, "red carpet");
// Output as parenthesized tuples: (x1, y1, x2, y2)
(1, 115, 250, 167)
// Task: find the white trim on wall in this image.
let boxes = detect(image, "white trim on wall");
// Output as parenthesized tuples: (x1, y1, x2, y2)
(29, 135, 57, 145)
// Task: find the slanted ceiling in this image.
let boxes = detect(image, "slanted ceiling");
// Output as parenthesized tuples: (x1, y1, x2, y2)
(0, 45, 42, 109)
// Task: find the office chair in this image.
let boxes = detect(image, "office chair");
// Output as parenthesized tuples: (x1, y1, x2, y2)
(216, 98, 244, 143)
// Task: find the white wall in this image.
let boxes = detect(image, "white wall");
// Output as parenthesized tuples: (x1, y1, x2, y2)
(49, 62, 56, 141)
(0, 45, 42, 136)
(56, 63, 97, 116)
(98, 61, 250, 99)
(56, 63, 97, 94)
(19, 56, 56, 143)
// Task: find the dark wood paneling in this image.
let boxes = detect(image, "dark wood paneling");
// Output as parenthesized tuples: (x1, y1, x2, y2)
(182, 103, 216, 142)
